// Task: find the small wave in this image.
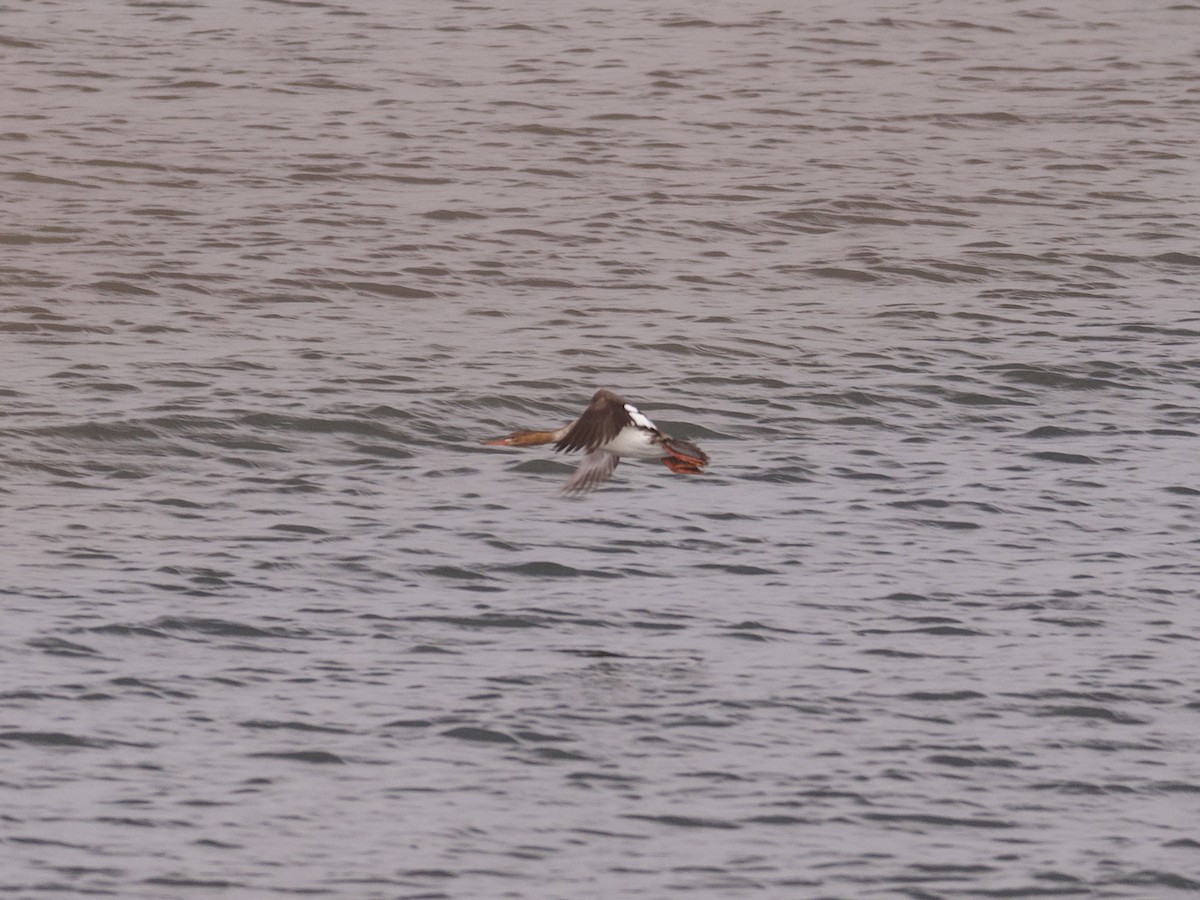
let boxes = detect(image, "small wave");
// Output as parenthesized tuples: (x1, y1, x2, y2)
(0, 730, 111, 748)
(248, 750, 345, 764)
(442, 726, 519, 744)
(1027, 451, 1100, 465)
(497, 561, 619, 578)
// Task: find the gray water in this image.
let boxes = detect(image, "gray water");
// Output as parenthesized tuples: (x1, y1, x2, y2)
(4, 1, 1200, 897)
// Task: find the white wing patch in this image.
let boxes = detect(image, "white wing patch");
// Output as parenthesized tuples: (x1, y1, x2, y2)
(624, 403, 657, 432)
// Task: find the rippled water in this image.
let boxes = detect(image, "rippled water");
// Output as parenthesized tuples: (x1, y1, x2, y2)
(4, 1, 1200, 897)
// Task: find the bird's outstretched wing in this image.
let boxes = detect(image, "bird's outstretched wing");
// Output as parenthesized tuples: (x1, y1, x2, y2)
(561, 449, 620, 494)
(555, 389, 637, 453)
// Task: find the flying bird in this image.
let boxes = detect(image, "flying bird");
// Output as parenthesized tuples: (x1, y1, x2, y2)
(484, 389, 709, 494)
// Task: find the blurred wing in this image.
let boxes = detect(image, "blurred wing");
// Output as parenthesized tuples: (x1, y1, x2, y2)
(561, 449, 620, 494)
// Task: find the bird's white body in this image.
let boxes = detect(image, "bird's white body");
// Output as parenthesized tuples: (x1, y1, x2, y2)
(601, 413, 663, 460)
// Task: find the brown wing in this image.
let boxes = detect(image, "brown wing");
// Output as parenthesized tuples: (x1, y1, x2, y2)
(554, 389, 634, 453)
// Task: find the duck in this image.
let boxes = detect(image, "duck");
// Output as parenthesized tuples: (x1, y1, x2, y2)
(484, 388, 709, 494)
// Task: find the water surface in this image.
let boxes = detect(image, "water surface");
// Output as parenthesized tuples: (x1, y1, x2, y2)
(4, 1, 1200, 897)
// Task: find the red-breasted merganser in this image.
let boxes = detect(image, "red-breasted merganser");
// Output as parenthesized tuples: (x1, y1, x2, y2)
(484, 388, 709, 494)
